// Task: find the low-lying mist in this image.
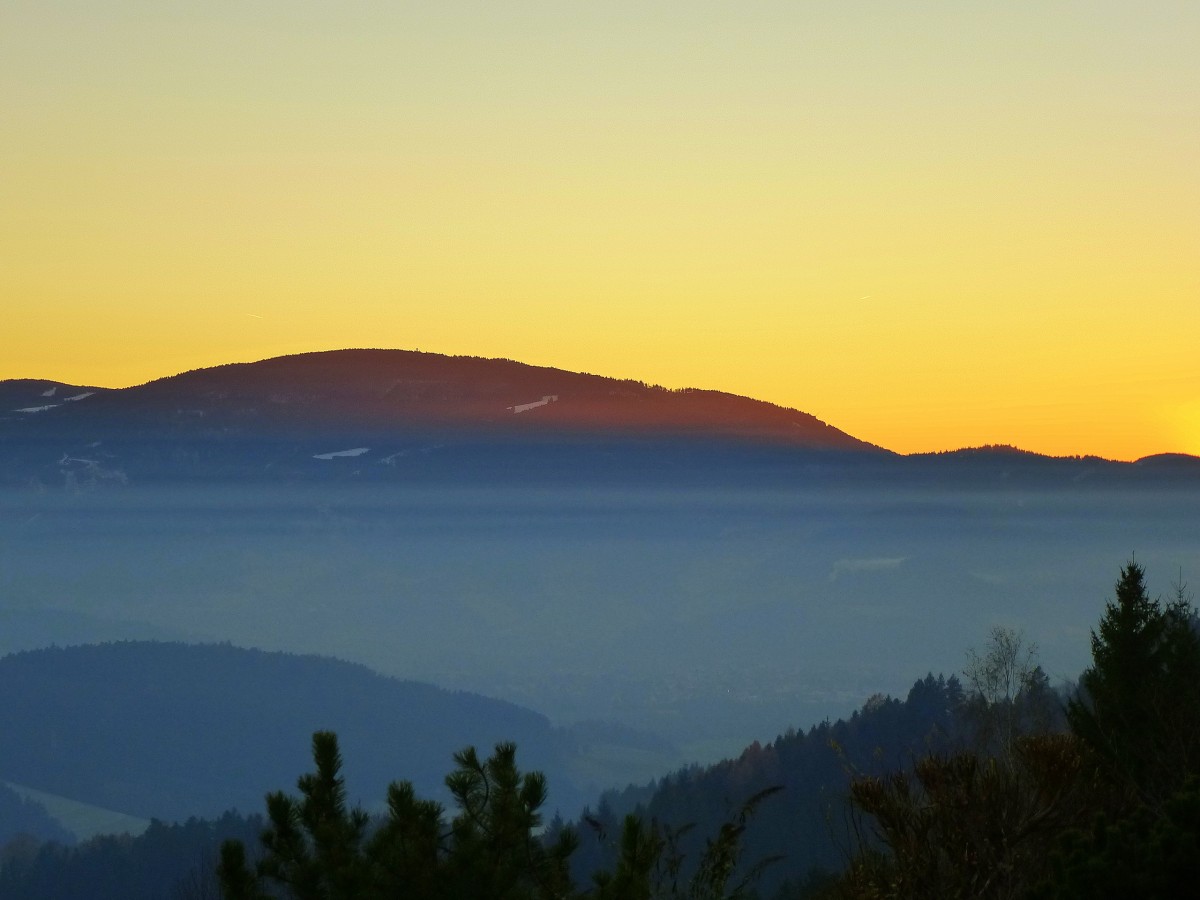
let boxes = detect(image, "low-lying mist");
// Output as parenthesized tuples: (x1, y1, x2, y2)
(3, 480, 1197, 762)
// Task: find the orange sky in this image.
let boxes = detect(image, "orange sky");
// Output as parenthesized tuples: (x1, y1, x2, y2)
(3, 3, 1197, 459)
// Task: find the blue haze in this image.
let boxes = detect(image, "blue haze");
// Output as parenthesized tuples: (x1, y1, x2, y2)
(3, 481, 1196, 760)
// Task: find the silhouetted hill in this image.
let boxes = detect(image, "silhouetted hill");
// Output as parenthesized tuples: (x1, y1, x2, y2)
(129, 350, 876, 444)
(0, 642, 574, 822)
(4, 350, 1196, 489)
(897, 444, 1200, 488)
(1134, 452, 1200, 472)
(0, 350, 886, 486)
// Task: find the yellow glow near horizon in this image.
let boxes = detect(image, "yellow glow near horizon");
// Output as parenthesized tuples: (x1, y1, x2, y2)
(3, 3, 1198, 460)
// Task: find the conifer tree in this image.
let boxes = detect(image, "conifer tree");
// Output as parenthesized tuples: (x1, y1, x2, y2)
(219, 731, 371, 900)
(1067, 561, 1200, 806)
(218, 733, 577, 900)
(219, 732, 775, 899)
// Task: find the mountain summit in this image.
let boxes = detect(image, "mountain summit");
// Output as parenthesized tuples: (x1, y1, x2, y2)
(126, 349, 876, 447)
(0, 350, 882, 485)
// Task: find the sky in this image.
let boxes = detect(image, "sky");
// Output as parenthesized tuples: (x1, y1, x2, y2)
(3, 2, 1197, 459)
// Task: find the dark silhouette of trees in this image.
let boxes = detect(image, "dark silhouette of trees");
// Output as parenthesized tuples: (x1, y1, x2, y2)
(840, 734, 1090, 899)
(219, 732, 780, 900)
(218, 732, 575, 900)
(1025, 563, 1200, 899)
(564, 673, 966, 897)
(1032, 776, 1200, 900)
(836, 559, 1200, 900)
(963, 627, 1061, 759)
(1066, 560, 1200, 808)
(588, 786, 783, 900)
(0, 812, 263, 900)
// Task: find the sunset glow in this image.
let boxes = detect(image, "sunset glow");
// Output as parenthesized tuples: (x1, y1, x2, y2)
(4, 3, 1197, 459)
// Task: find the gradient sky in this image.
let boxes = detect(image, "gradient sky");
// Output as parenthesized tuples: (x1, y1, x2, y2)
(4, 2, 1197, 459)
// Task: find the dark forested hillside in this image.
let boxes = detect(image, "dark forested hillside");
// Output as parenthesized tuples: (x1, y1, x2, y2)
(832, 561, 1200, 899)
(0, 784, 74, 848)
(560, 673, 969, 895)
(0, 812, 263, 900)
(0, 642, 573, 822)
(0, 665, 1001, 898)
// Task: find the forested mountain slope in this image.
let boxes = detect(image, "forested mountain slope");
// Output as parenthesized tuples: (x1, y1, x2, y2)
(561, 673, 972, 896)
(0, 642, 572, 822)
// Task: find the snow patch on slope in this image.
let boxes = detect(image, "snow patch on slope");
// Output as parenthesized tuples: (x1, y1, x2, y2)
(313, 447, 370, 460)
(508, 394, 559, 414)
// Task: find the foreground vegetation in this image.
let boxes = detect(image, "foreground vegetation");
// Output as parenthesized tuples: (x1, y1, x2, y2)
(836, 560, 1200, 899)
(218, 734, 782, 900)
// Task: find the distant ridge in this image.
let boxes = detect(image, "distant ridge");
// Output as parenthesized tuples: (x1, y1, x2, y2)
(0, 641, 571, 821)
(1134, 452, 1200, 469)
(0, 349, 888, 485)
(913, 444, 1200, 467)
(119, 349, 882, 449)
(3, 350, 1196, 487)
(910, 444, 1113, 462)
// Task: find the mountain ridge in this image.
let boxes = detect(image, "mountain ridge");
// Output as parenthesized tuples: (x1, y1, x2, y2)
(16, 348, 880, 449)
(0, 349, 893, 486)
(3, 350, 1197, 485)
